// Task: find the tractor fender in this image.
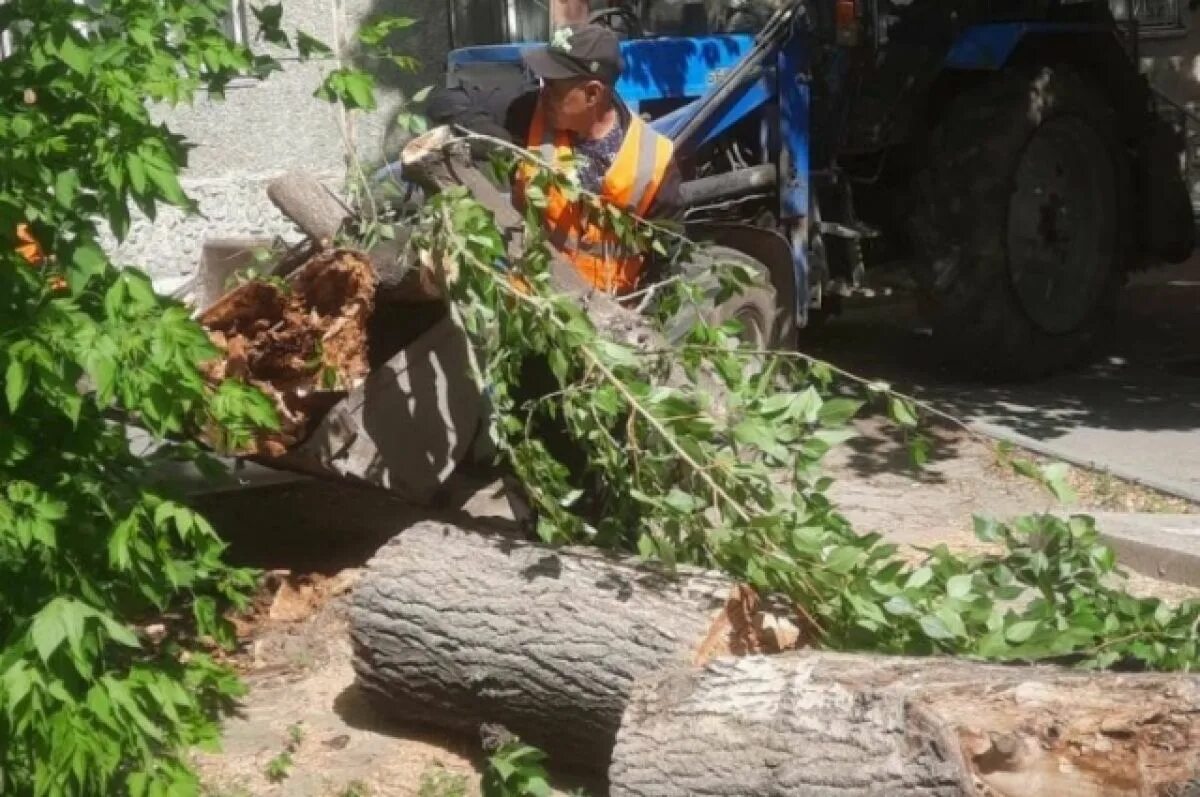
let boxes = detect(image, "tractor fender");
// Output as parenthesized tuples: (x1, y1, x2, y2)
(685, 222, 799, 343)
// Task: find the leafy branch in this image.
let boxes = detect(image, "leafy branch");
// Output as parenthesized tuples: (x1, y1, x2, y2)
(394, 137, 1200, 672)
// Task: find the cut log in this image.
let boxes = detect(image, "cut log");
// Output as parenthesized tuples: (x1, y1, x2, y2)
(611, 652, 1200, 797)
(267, 172, 352, 247)
(349, 520, 796, 771)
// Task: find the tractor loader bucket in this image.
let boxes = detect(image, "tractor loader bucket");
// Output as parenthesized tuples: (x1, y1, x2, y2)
(258, 310, 490, 504)
(184, 169, 491, 505)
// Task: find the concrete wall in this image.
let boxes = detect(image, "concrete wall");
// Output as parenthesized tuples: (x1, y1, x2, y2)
(1140, 18, 1200, 108)
(1138, 14, 1200, 206)
(114, 0, 450, 288)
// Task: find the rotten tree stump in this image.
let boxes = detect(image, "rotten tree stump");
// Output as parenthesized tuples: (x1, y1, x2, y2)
(199, 249, 376, 456)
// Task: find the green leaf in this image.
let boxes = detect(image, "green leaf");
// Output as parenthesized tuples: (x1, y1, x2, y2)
(127, 154, 147, 194)
(888, 397, 919, 428)
(905, 566, 933, 590)
(55, 169, 79, 207)
(824, 546, 862, 575)
(919, 614, 955, 641)
(99, 615, 140, 649)
(30, 601, 69, 663)
(56, 35, 93, 74)
(1041, 462, 1076, 504)
(973, 516, 1001, 543)
(817, 398, 862, 427)
(1011, 458, 1041, 481)
(12, 116, 33, 138)
(5, 357, 29, 413)
(343, 71, 377, 110)
(733, 418, 777, 453)
(358, 16, 417, 47)
(936, 605, 967, 638)
(1005, 620, 1040, 644)
(946, 574, 973, 600)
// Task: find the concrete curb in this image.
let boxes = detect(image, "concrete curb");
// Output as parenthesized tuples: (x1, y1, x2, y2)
(1079, 512, 1200, 589)
(971, 421, 1200, 505)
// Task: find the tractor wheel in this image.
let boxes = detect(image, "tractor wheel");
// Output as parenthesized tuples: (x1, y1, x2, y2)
(909, 65, 1130, 381)
(703, 246, 784, 350)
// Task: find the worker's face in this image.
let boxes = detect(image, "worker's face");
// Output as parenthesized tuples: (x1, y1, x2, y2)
(551, 0, 590, 28)
(542, 78, 607, 134)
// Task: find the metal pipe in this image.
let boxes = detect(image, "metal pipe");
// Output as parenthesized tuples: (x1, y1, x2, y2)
(680, 164, 777, 207)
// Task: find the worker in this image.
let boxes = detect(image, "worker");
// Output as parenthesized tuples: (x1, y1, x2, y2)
(428, 24, 682, 295)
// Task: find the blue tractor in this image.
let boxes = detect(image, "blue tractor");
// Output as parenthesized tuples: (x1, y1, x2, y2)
(439, 0, 1195, 380)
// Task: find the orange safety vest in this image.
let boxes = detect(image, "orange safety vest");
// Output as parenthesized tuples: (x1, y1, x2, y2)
(514, 99, 674, 295)
(16, 224, 44, 265)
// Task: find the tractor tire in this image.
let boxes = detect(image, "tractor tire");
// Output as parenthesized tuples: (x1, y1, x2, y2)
(909, 65, 1130, 381)
(702, 246, 784, 350)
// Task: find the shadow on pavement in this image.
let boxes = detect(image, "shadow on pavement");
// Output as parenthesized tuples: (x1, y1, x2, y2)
(803, 259, 1200, 446)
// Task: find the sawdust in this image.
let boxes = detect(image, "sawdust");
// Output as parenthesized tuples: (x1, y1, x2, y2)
(199, 249, 376, 458)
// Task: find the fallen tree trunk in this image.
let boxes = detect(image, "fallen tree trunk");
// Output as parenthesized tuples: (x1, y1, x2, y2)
(349, 520, 796, 770)
(351, 523, 1200, 791)
(611, 652, 1200, 797)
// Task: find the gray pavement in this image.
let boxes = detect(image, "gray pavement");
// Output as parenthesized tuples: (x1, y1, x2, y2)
(805, 258, 1200, 502)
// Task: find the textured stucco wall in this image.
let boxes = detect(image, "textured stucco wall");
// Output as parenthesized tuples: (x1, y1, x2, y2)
(113, 0, 451, 287)
(1140, 18, 1200, 108)
(1138, 15, 1200, 205)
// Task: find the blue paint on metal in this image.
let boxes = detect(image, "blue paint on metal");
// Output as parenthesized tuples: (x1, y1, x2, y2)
(444, 32, 809, 323)
(650, 75, 774, 149)
(649, 100, 699, 138)
(945, 22, 1109, 70)
(778, 33, 810, 319)
(447, 35, 756, 104)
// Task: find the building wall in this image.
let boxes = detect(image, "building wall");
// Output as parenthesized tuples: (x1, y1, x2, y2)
(1138, 13, 1200, 205)
(113, 0, 451, 288)
(1140, 18, 1200, 108)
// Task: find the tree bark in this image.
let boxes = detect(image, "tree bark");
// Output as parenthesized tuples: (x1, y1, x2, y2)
(611, 652, 1200, 797)
(349, 519, 743, 771)
(267, 171, 351, 247)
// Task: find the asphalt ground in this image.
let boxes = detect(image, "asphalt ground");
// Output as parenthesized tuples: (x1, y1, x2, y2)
(803, 257, 1200, 502)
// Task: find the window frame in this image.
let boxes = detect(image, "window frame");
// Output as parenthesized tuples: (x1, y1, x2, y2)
(1112, 0, 1191, 39)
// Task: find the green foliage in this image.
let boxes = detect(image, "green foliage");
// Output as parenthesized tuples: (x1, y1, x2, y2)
(287, 720, 306, 746)
(264, 751, 293, 784)
(313, 13, 421, 113)
(417, 766, 467, 797)
(482, 742, 552, 797)
(0, 1, 294, 794)
(405, 147, 1200, 672)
